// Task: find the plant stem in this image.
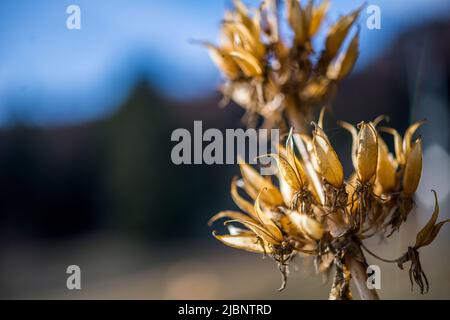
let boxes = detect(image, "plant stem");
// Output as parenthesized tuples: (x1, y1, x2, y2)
(288, 111, 379, 300)
(345, 254, 380, 300)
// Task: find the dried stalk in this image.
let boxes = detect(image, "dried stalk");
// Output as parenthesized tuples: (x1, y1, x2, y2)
(346, 252, 380, 300)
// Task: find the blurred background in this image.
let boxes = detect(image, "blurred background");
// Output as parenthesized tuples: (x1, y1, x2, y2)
(0, 0, 449, 299)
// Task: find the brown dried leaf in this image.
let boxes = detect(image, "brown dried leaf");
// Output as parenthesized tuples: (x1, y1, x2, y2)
(415, 191, 450, 248)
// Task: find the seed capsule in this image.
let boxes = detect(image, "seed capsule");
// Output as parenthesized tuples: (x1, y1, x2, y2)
(308, 0, 329, 37)
(312, 125, 344, 188)
(375, 136, 397, 194)
(213, 231, 271, 254)
(336, 31, 359, 80)
(403, 137, 422, 195)
(355, 122, 378, 183)
(288, 210, 324, 240)
(286, 0, 307, 45)
(254, 190, 284, 242)
(239, 162, 284, 206)
(229, 49, 263, 77)
(204, 43, 240, 80)
(324, 7, 361, 60)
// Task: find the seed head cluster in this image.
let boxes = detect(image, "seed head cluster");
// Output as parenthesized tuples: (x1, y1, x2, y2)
(206, 0, 449, 299)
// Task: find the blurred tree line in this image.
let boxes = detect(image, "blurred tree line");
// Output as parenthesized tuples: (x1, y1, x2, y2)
(0, 20, 448, 243)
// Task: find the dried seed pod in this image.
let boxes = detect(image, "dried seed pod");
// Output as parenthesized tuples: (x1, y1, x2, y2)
(239, 162, 284, 206)
(229, 219, 282, 245)
(355, 122, 378, 183)
(403, 120, 425, 158)
(338, 120, 358, 171)
(375, 136, 397, 194)
(288, 210, 324, 240)
(327, 31, 359, 80)
(266, 153, 302, 192)
(286, 0, 307, 45)
(233, 0, 254, 34)
(312, 124, 344, 188)
(402, 137, 422, 196)
(204, 43, 240, 79)
(224, 22, 265, 59)
(254, 190, 284, 242)
(285, 130, 308, 186)
(279, 174, 295, 206)
(229, 49, 263, 77)
(213, 231, 271, 254)
(382, 127, 405, 166)
(324, 7, 361, 61)
(230, 177, 257, 217)
(308, 0, 329, 37)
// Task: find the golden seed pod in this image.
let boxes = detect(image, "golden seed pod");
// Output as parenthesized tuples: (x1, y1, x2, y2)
(233, 0, 253, 32)
(380, 127, 405, 165)
(402, 137, 422, 196)
(288, 211, 324, 240)
(309, 0, 329, 37)
(403, 120, 425, 158)
(229, 49, 263, 77)
(324, 7, 361, 60)
(233, 218, 282, 245)
(239, 162, 284, 206)
(337, 31, 359, 79)
(230, 177, 257, 217)
(278, 174, 295, 206)
(284, 130, 308, 186)
(375, 136, 397, 194)
(286, 0, 307, 45)
(213, 231, 271, 254)
(312, 125, 344, 188)
(355, 122, 378, 183)
(204, 43, 240, 80)
(338, 120, 358, 170)
(224, 22, 265, 60)
(267, 153, 302, 192)
(254, 190, 284, 242)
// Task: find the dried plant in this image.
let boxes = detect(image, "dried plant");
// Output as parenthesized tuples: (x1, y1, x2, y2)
(203, 0, 360, 131)
(205, 0, 449, 300)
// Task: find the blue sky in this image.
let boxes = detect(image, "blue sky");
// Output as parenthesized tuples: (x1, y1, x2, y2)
(0, 0, 449, 126)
